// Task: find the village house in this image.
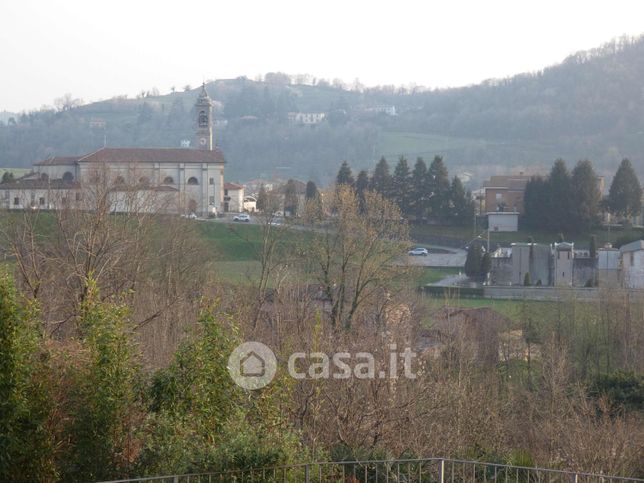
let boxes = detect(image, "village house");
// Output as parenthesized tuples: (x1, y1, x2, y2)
(243, 195, 257, 213)
(482, 173, 532, 214)
(223, 182, 244, 212)
(482, 173, 605, 216)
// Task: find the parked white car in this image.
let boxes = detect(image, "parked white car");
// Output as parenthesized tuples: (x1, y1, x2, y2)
(408, 247, 429, 256)
(233, 214, 251, 222)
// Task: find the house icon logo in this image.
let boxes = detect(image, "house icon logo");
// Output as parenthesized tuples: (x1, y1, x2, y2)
(228, 341, 277, 390)
(240, 351, 265, 377)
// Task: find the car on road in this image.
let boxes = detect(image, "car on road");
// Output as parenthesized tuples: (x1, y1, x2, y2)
(408, 247, 429, 256)
(181, 213, 198, 220)
(233, 214, 251, 222)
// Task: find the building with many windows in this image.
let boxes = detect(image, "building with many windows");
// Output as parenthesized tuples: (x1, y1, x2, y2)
(1, 84, 225, 217)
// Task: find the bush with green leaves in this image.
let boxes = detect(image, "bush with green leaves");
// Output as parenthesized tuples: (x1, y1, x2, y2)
(138, 306, 302, 475)
(59, 278, 142, 482)
(0, 272, 56, 482)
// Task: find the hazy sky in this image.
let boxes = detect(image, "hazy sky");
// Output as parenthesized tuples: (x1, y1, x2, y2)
(1, 0, 643, 112)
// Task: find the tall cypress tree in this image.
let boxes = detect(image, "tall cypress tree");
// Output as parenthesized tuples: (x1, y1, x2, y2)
(392, 156, 412, 215)
(464, 240, 484, 277)
(336, 161, 354, 186)
(256, 184, 268, 212)
(571, 159, 600, 231)
(355, 170, 370, 212)
(449, 176, 474, 226)
(524, 176, 549, 229)
(411, 157, 429, 220)
(371, 157, 392, 198)
(284, 179, 299, 216)
(608, 158, 642, 220)
(547, 159, 572, 231)
(305, 180, 319, 200)
(428, 155, 450, 218)
(589, 235, 597, 259)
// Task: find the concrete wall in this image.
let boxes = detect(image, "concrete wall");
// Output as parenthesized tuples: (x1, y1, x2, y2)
(484, 286, 600, 301)
(490, 257, 513, 285)
(554, 248, 574, 286)
(623, 250, 644, 288)
(109, 190, 179, 214)
(488, 213, 519, 232)
(573, 258, 596, 287)
(511, 244, 550, 285)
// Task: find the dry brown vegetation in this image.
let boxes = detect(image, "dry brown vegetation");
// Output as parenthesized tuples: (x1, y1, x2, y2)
(1, 184, 643, 480)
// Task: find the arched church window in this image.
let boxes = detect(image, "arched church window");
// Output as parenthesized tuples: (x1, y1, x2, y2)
(114, 175, 125, 185)
(139, 176, 150, 186)
(198, 110, 208, 127)
(40, 173, 49, 181)
(162, 176, 174, 184)
(187, 177, 199, 185)
(62, 172, 74, 182)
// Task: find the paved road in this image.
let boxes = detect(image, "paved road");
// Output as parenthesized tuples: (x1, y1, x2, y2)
(206, 215, 468, 268)
(406, 248, 467, 268)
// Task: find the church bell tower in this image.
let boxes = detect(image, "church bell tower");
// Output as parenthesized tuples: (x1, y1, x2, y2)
(195, 83, 213, 150)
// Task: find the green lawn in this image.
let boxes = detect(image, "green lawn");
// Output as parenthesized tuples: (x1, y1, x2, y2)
(415, 267, 460, 285)
(198, 222, 265, 261)
(197, 222, 307, 262)
(420, 294, 554, 324)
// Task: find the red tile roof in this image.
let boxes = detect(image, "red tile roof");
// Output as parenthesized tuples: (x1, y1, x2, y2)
(34, 156, 81, 166)
(224, 182, 243, 190)
(78, 147, 225, 164)
(483, 175, 532, 190)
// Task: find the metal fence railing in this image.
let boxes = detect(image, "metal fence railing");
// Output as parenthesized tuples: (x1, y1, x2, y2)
(100, 458, 644, 483)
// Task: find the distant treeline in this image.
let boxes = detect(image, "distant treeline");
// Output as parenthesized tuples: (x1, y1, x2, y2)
(524, 158, 642, 232)
(334, 156, 475, 225)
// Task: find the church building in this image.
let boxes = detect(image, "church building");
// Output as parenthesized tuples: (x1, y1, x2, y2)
(1, 85, 225, 217)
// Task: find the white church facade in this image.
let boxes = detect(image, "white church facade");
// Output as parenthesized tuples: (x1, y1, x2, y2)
(1, 85, 225, 217)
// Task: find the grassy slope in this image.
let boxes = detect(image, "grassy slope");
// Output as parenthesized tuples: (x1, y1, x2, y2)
(415, 267, 460, 285)
(0, 215, 601, 316)
(197, 222, 265, 261)
(377, 131, 488, 159)
(421, 294, 542, 323)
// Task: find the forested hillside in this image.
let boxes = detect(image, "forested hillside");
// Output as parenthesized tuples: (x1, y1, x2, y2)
(1, 36, 643, 184)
